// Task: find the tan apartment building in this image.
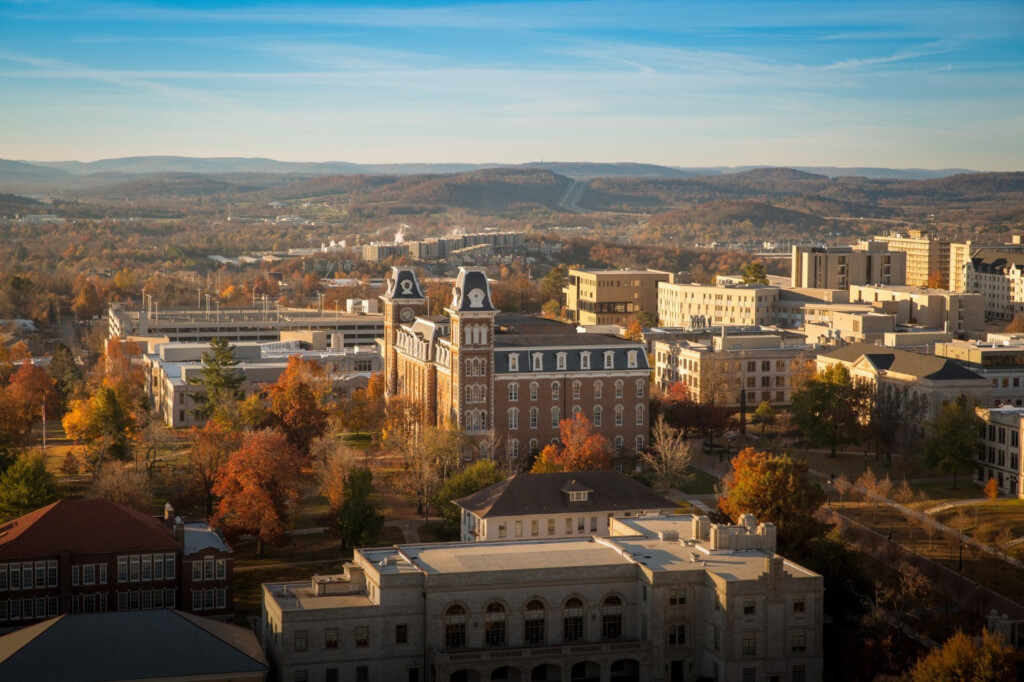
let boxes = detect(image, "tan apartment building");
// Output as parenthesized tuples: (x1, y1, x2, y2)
(653, 332, 816, 407)
(874, 229, 950, 288)
(563, 269, 673, 326)
(935, 335, 1024, 407)
(964, 250, 1024, 320)
(847, 284, 985, 335)
(790, 243, 905, 289)
(657, 282, 779, 328)
(949, 236, 1024, 293)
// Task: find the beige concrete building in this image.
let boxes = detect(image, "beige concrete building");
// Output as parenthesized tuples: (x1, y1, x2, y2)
(261, 514, 823, 682)
(454, 471, 677, 542)
(563, 269, 673, 326)
(949, 237, 1024, 293)
(816, 343, 990, 422)
(847, 284, 985, 335)
(964, 250, 1024, 320)
(653, 332, 816, 407)
(657, 282, 779, 329)
(974, 406, 1024, 498)
(790, 243, 905, 290)
(874, 230, 950, 288)
(935, 335, 1024, 407)
(803, 311, 895, 346)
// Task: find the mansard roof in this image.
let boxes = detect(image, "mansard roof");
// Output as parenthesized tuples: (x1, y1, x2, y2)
(448, 268, 496, 312)
(381, 267, 425, 300)
(493, 333, 649, 373)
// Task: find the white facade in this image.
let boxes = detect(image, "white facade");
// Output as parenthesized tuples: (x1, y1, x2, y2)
(974, 406, 1024, 498)
(657, 283, 779, 329)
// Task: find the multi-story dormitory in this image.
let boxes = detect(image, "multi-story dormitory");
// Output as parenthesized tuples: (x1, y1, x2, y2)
(379, 267, 651, 464)
(261, 514, 823, 682)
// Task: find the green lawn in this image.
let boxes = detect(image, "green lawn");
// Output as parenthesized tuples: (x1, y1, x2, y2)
(678, 466, 719, 495)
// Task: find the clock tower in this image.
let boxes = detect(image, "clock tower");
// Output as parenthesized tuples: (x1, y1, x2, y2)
(380, 267, 427, 398)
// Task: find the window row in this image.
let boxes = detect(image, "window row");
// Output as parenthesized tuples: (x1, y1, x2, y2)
(508, 405, 644, 430)
(443, 596, 625, 649)
(117, 554, 176, 583)
(0, 561, 58, 591)
(294, 624, 401, 652)
(191, 588, 228, 611)
(71, 592, 108, 614)
(498, 515, 602, 538)
(190, 558, 228, 582)
(117, 588, 177, 611)
(464, 384, 487, 403)
(464, 358, 488, 376)
(507, 380, 643, 402)
(463, 324, 489, 346)
(508, 350, 641, 372)
(72, 563, 107, 587)
(0, 596, 59, 621)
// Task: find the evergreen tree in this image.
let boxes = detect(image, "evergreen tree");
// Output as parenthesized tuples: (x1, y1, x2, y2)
(334, 467, 384, 550)
(0, 452, 58, 521)
(189, 337, 244, 421)
(924, 396, 982, 489)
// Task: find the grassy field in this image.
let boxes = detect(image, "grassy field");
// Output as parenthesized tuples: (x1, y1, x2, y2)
(678, 466, 718, 495)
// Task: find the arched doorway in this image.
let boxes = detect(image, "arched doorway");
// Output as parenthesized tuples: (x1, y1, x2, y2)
(569, 661, 599, 682)
(450, 671, 482, 682)
(531, 664, 561, 682)
(610, 659, 640, 682)
(491, 667, 522, 682)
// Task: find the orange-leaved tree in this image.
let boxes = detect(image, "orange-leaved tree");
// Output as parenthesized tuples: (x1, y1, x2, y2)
(909, 629, 1021, 681)
(531, 413, 612, 473)
(717, 447, 826, 550)
(180, 420, 242, 518)
(267, 355, 331, 456)
(211, 429, 304, 556)
(0, 360, 57, 450)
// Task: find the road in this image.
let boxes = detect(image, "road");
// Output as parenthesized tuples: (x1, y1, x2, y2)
(557, 180, 589, 214)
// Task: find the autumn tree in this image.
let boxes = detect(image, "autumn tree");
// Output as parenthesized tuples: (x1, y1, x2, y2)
(89, 462, 153, 513)
(0, 360, 58, 451)
(909, 629, 1022, 681)
(47, 342, 83, 410)
(403, 426, 466, 522)
(188, 337, 244, 422)
(0, 452, 57, 521)
(179, 420, 242, 517)
(433, 459, 505, 538)
(337, 373, 385, 434)
(984, 477, 1000, 501)
(924, 395, 982, 489)
(790, 364, 870, 457)
(717, 448, 826, 550)
(624, 319, 644, 342)
(869, 384, 926, 468)
(267, 355, 331, 456)
(869, 562, 932, 639)
(925, 268, 945, 290)
(751, 401, 776, 433)
(71, 280, 103, 320)
(531, 413, 612, 473)
(211, 429, 304, 556)
(539, 265, 567, 307)
(1004, 314, 1024, 333)
(63, 386, 136, 468)
(641, 416, 692, 494)
(740, 261, 769, 285)
(333, 467, 384, 550)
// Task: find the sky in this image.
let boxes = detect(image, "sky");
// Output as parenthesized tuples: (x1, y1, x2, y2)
(1, 0, 1022, 169)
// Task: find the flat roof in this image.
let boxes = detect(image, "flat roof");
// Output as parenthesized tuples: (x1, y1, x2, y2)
(399, 538, 632, 575)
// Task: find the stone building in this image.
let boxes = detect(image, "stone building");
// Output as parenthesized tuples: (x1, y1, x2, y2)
(974, 406, 1024, 498)
(261, 514, 823, 682)
(380, 268, 651, 462)
(562, 269, 672, 326)
(657, 282, 779, 329)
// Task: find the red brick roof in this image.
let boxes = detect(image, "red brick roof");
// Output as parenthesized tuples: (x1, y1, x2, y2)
(0, 499, 180, 559)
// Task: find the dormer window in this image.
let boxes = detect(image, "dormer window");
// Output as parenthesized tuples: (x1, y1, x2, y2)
(509, 354, 519, 372)
(604, 351, 615, 369)
(581, 352, 591, 370)
(532, 353, 543, 371)
(556, 352, 567, 370)
(627, 350, 638, 369)
(569, 491, 588, 502)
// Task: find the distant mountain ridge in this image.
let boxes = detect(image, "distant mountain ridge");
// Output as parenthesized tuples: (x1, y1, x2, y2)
(12, 156, 987, 181)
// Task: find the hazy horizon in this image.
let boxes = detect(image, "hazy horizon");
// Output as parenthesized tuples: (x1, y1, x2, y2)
(2, 0, 1022, 170)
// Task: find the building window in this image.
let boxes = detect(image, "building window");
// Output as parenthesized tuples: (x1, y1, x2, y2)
(532, 354, 543, 371)
(614, 436, 624, 454)
(514, 520, 523, 537)
(668, 623, 685, 645)
(47, 561, 57, 588)
(524, 600, 545, 644)
(615, 405, 623, 426)
(484, 602, 507, 646)
(356, 667, 368, 682)
(551, 382, 560, 400)
(628, 351, 638, 368)
(743, 598, 755, 615)
(325, 627, 340, 649)
(508, 440, 519, 459)
(355, 626, 369, 647)
(193, 562, 202, 581)
(530, 408, 538, 429)
(564, 518, 572, 534)
(326, 671, 339, 682)
(635, 435, 645, 451)
(793, 665, 806, 682)
(563, 598, 584, 641)
(509, 383, 518, 401)
(636, 379, 644, 397)
(594, 405, 603, 426)
(294, 630, 307, 651)
(529, 439, 538, 454)
(396, 623, 408, 644)
(99, 563, 107, 584)
(498, 522, 506, 539)
(531, 520, 539, 536)
(594, 380, 602, 398)
(601, 596, 622, 639)
(143, 555, 153, 581)
(129, 557, 140, 582)
(793, 598, 805, 613)
(165, 555, 175, 580)
(547, 519, 555, 535)
(551, 407, 560, 428)
(72, 565, 79, 586)
(444, 605, 466, 649)
(294, 672, 308, 682)
(572, 381, 581, 400)
(509, 354, 519, 372)
(530, 382, 539, 400)
(669, 588, 685, 605)
(742, 668, 756, 682)
(215, 559, 226, 580)
(713, 625, 721, 651)
(604, 351, 615, 369)
(508, 408, 519, 430)
(581, 352, 591, 369)
(557, 353, 567, 370)
(635, 404, 645, 426)
(742, 631, 756, 655)
(792, 629, 806, 652)
(615, 380, 623, 398)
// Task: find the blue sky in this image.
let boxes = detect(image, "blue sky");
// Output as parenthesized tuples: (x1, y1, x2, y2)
(1, 0, 1022, 169)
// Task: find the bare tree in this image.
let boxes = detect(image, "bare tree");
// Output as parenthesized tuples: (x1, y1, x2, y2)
(89, 462, 152, 512)
(834, 474, 852, 508)
(641, 416, 693, 494)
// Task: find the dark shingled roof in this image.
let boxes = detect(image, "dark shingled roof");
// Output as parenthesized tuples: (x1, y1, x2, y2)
(0, 610, 268, 682)
(495, 333, 639, 348)
(455, 471, 677, 518)
(450, 268, 496, 311)
(0, 499, 179, 560)
(382, 267, 425, 300)
(821, 343, 985, 382)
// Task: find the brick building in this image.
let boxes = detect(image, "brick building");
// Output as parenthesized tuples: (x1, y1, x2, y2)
(0, 499, 232, 631)
(380, 267, 652, 463)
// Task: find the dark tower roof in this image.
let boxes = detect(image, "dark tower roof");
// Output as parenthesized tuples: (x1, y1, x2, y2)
(381, 267, 425, 300)
(448, 268, 497, 312)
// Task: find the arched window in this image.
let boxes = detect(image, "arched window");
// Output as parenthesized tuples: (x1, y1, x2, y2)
(636, 379, 645, 398)
(524, 600, 545, 644)
(614, 436, 624, 454)
(530, 382, 539, 401)
(529, 439, 539, 454)
(508, 408, 519, 430)
(572, 380, 581, 400)
(445, 604, 467, 649)
(530, 408, 539, 429)
(615, 405, 624, 426)
(480, 326, 488, 345)
(615, 380, 624, 399)
(484, 602, 507, 646)
(601, 596, 623, 639)
(465, 325, 473, 345)
(551, 406, 560, 428)
(563, 598, 584, 641)
(572, 405, 582, 417)
(509, 383, 519, 402)
(465, 386, 473, 403)
(594, 405, 603, 427)
(636, 404, 645, 426)
(594, 380, 603, 399)
(551, 382, 560, 400)
(635, 435, 645, 451)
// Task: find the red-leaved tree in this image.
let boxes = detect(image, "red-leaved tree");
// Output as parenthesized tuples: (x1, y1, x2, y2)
(267, 355, 331, 456)
(531, 413, 612, 473)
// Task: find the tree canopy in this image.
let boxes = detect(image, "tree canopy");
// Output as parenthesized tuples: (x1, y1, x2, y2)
(333, 467, 384, 550)
(924, 395, 982, 489)
(267, 355, 330, 455)
(790, 364, 870, 457)
(531, 413, 612, 473)
(188, 337, 244, 422)
(0, 452, 57, 521)
(740, 260, 769, 285)
(433, 459, 505, 537)
(909, 629, 1021, 682)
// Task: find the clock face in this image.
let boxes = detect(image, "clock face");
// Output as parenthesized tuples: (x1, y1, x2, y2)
(400, 307, 415, 322)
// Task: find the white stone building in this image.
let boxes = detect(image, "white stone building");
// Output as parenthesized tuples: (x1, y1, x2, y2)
(974, 406, 1024, 498)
